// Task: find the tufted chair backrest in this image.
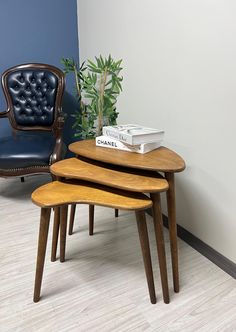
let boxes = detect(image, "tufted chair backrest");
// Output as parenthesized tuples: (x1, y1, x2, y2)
(2, 63, 65, 131)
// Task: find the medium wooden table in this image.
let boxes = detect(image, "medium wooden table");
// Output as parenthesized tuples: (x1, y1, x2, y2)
(69, 140, 186, 293)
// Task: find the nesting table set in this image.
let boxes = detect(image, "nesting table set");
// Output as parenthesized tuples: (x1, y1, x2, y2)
(32, 140, 185, 304)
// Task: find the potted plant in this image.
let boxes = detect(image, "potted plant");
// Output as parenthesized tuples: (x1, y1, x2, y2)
(61, 55, 123, 139)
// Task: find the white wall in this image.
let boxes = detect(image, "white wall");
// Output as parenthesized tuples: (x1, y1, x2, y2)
(77, 0, 236, 263)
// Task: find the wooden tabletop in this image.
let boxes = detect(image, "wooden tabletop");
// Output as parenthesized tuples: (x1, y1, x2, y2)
(50, 157, 169, 193)
(69, 140, 185, 173)
(32, 180, 153, 210)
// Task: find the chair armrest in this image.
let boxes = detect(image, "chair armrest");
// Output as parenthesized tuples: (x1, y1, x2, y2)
(51, 116, 66, 164)
(0, 111, 8, 118)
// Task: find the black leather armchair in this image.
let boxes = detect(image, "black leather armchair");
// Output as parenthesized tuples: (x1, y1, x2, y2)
(0, 63, 65, 178)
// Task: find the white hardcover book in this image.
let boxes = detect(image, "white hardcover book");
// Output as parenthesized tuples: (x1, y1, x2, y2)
(96, 135, 162, 154)
(102, 124, 164, 145)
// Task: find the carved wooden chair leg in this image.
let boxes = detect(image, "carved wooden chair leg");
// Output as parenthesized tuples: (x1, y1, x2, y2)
(115, 209, 119, 217)
(51, 207, 60, 262)
(89, 205, 94, 235)
(150, 192, 170, 304)
(68, 204, 76, 235)
(60, 205, 68, 263)
(135, 210, 156, 304)
(33, 208, 51, 303)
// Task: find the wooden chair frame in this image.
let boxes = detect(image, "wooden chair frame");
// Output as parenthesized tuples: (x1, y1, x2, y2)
(0, 63, 65, 177)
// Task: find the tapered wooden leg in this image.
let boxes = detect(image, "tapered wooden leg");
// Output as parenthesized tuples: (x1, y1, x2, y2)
(135, 210, 156, 304)
(33, 208, 51, 303)
(89, 205, 94, 235)
(115, 209, 119, 217)
(51, 207, 60, 262)
(68, 204, 76, 235)
(151, 193, 170, 304)
(165, 172, 179, 293)
(60, 205, 68, 263)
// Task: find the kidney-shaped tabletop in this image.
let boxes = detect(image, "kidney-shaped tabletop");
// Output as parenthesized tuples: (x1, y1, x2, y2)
(69, 140, 185, 173)
(50, 157, 169, 193)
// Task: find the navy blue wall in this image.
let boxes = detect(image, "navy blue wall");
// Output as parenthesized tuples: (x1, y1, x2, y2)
(0, 0, 79, 150)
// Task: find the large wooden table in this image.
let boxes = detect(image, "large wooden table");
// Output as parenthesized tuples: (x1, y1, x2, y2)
(69, 140, 186, 293)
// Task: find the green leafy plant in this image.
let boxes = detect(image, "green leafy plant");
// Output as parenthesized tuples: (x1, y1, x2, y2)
(61, 55, 123, 139)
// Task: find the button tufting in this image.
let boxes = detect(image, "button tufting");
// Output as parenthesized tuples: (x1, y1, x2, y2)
(6, 67, 58, 127)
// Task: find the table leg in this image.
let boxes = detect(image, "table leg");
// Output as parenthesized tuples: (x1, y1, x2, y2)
(165, 172, 179, 293)
(68, 204, 76, 235)
(60, 205, 68, 263)
(135, 210, 156, 304)
(34, 208, 51, 302)
(51, 207, 60, 262)
(89, 205, 94, 235)
(150, 193, 170, 304)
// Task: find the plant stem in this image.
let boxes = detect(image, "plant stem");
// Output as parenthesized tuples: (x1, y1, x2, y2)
(97, 67, 108, 136)
(74, 65, 84, 111)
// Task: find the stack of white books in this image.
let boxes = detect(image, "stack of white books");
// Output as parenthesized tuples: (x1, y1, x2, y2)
(95, 124, 164, 154)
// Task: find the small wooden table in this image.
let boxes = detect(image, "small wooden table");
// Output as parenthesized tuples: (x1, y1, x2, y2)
(69, 140, 186, 293)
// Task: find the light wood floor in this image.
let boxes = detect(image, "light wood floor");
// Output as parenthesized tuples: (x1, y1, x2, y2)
(0, 176, 236, 332)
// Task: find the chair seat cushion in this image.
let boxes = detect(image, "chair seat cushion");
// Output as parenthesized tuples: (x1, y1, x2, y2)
(0, 131, 55, 169)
